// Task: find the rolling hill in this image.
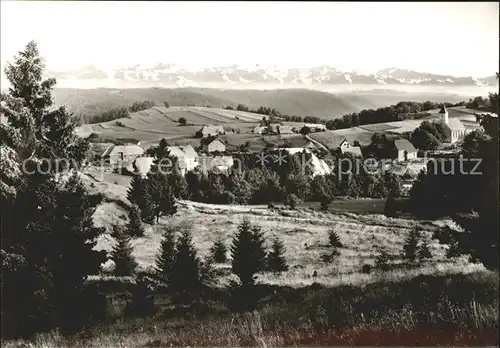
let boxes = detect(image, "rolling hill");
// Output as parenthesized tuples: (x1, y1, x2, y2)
(55, 87, 474, 123)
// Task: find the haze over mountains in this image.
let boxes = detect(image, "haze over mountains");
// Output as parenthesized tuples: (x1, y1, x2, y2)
(43, 64, 498, 89)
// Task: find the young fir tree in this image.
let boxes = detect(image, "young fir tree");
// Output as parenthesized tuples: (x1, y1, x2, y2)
(146, 168, 177, 223)
(127, 204, 145, 238)
(418, 238, 432, 260)
(384, 193, 398, 218)
(111, 225, 138, 277)
(127, 174, 153, 223)
(328, 230, 343, 249)
(230, 218, 267, 287)
(155, 228, 177, 288)
(376, 248, 391, 271)
(267, 237, 289, 273)
(446, 237, 462, 258)
(170, 229, 208, 302)
(168, 158, 189, 199)
(210, 235, 228, 263)
(124, 271, 156, 318)
(403, 228, 420, 263)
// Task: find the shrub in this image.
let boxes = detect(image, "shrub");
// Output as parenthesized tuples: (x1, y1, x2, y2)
(284, 193, 300, 210)
(178, 117, 187, 126)
(164, 101, 170, 108)
(376, 249, 391, 271)
(361, 264, 372, 274)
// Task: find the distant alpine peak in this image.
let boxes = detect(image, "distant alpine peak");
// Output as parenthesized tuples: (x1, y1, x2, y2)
(43, 63, 497, 88)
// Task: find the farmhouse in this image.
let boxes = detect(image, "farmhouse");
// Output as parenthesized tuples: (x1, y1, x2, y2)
(338, 139, 363, 157)
(297, 123, 327, 132)
(166, 145, 199, 174)
(267, 124, 294, 135)
(101, 144, 144, 165)
(391, 139, 417, 162)
(196, 125, 225, 138)
(201, 138, 226, 153)
(278, 148, 331, 177)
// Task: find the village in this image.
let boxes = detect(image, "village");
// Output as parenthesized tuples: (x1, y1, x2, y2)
(86, 104, 489, 196)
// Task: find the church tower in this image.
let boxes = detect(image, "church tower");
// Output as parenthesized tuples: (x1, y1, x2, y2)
(439, 104, 449, 124)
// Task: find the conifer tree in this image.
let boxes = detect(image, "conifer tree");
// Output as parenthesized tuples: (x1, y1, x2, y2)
(146, 168, 177, 222)
(328, 230, 343, 249)
(210, 236, 228, 263)
(127, 174, 155, 224)
(446, 237, 462, 258)
(1, 41, 105, 338)
(418, 238, 432, 260)
(376, 248, 391, 271)
(168, 158, 189, 199)
(124, 271, 156, 317)
(170, 229, 208, 303)
(111, 225, 138, 277)
(403, 228, 420, 263)
(155, 228, 177, 288)
(267, 237, 288, 273)
(127, 204, 145, 238)
(384, 193, 397, 217)
(230, 218, 267, 287)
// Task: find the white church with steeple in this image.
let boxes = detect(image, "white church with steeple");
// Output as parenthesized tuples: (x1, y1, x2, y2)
(440, 104, 466, 144)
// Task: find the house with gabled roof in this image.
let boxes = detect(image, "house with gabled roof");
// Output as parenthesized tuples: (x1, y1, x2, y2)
(101, 144, 144, 165)
(338, 139, 363, 157)
(391, 138, 417, 162)
(166, 144, 199, 174)
(195, 125, 225, 138)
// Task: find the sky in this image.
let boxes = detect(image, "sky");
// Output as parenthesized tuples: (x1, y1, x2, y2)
(0, 1, 498, 77)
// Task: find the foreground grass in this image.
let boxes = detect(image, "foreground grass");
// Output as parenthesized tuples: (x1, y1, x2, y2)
(4, 272, 498, 347)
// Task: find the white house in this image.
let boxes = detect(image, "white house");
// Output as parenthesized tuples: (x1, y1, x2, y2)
(392, 139, 418, 162)
(338, 139, 363, 157)
(204, 138, 226, 153)
(101, 144, 144, 165)
(166, 145, 199, 174)
(278, 148, 331, 177)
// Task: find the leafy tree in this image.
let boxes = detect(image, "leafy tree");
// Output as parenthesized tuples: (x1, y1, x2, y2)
(178, 117, 187, 126)
(164, 101, 170, 108)
(267, 237, 288, 273)
(127, 205, 145, 238)
(210, 236, 228, 263)
(410, 127, 440, 150)
(403, 228, 420, 263)
(111, 225, 138, 277)
(284, 193, 300, 209)
(418, 238, 432, 260)
(230, 218, 267, 287)
(300, 126, 311, 135)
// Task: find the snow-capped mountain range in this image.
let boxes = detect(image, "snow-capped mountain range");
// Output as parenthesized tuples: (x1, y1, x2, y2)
(43, 64, 498, 88)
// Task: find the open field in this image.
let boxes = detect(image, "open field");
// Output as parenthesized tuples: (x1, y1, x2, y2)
(78, 169, 486, 289)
